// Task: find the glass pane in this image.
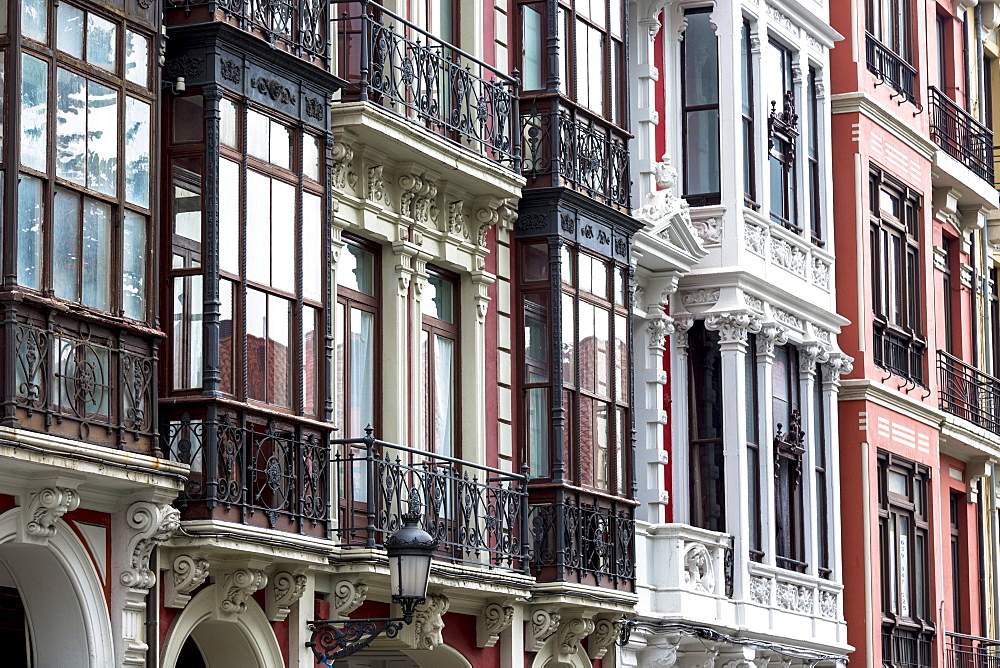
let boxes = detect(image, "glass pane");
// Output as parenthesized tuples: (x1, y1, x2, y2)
(616, 406, 626, 493)
(21, 0, 46, 42)
(81, 198, 111, 310)
(246, 288, 267, 401)
(125, 97, 151, 207)
(561, 245, 573, 285)
(303, 134, 320, 181)
(269, 120, 291, 169)
(86, 14, 116, 71)
(271, 180, 295, 292)
(219, 159, 240, 274)
(527, 387, 549, 477)
(898, 516, 910, 617)
(172, 95, 203, 143)
(522, 243, 548, 281)
(53, 188, 82, 302)
(172, 274, 204, 389)
(685, 109, 720, 195)
(433, 335, 455, 457)
(220, 98, 238, 148)
(594, 401, 609, 489)
(615, 313, 627, 401)
(17, 174, 43, 290)
(302, 305, 319, 415)
(125, 31, 148, 86)
(522, 6, 542, 90)
(523, 293, 548, 378)
(562, 292, 575, 385)
(888, 470, 908, 496)
(56, 68, 86, 184)
(219, 279, 234, 394)
(594, 307, 610, 398)
(349, 309, 375, 436)
(21, 53, 48, 172)
(342, 243, 375, 296)
(246, 109, 269, 161)
(426, 274, 454, 323)
(267, 295, 291, 407)
(684, 12, 719, 106)
(335, 302, 345, 431)
(122, 211, 146, 320)
(87, 81, 118, 195)
(579, 300, 595, 393)
(245, 171, 271, 285)
(57, 4, 84, 58)
(302, 192, 322, 301)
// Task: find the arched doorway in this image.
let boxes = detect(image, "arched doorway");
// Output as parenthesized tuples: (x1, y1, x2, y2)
(161, 585, 284, 668)
(0, 508, 114, 667)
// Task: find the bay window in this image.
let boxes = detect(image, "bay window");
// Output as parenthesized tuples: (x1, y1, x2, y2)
(681, 8, 720, 206)
(14, 2, 154, 320)
(423, 270, 459, 458)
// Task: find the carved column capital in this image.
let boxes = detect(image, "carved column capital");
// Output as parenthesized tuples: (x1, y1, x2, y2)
(799, 341, 831, 377)
(647, 315, 677, 350)
(704, 311, 762, 346)
(756, 322, 789, 358)
(821, 352, 855, 386)
(165, 554, 210, 609)
(476, 601, 515, 648)
(121, 502, 180, 590)
(266, 570, 308, 622)
(20, 486, 80, 544)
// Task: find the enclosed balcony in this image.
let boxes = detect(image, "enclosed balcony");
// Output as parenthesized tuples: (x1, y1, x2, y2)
(928, 87, 994, 184)
(938, 351, 1000, 436)
(333, 0, 519, 171)
(334, 433, 528, 572)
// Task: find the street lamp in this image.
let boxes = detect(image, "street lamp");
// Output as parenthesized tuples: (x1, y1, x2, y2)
(307, 508, 438, 666)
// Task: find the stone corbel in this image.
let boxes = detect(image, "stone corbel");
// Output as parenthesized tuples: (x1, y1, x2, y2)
(640, 633, 681, 667)
(331, 141, 356, 191)
(400, 592, 450, 650)
(704, 311, 763, 346)
(20, 484, 81, 544)
(474, 196, 504, 247)
(718, 645, 756, 668)
(367, 164, 388, 205)
(217, 567, 268, 621)
(821, 352, 855, 386)
(471, 270, 496, 324)
(266, 570, 308, 622)
(932, 187, 962, 232)
(553, 617, 596, 667)
(415, 180, 439, 225)
(476, 601, 514, 648)
(756, 322, 789, 358)
(526, 608, 561, 652)
(398, 170, 426, 218)
(967, 458, 993, 503)
(799, 340, 831, 376)
(164, 554, 210, 609)
(673, 316, 695, 355)
(332, 579, 369, 617)
(647, 315, 676, 351)
(447, 200, 470, 240)
(120, 501, 181, 590)
(588, 615, 623, 660)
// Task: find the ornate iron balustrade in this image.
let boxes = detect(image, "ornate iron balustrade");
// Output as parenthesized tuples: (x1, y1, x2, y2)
(883, 625, 933, 668)
(334, 433, 528, 572)
(333, 0, 519, 170)
(528, 491, 636, 590)
(946, 632, 1000, 668)
(162, 411, 329, 537)
(866, 33, 919, 107)
(166, 0, 328, 64)
(521, 102, 631, 211)
(873, 322, 926, 388)
(929, 87, 994, 183)
(6, 306, 157, 454)
(938, 351, 1000, 435)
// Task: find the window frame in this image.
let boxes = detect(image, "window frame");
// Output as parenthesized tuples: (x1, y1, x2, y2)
(741, 19, 758, 209)
(422, 266, 461, 459)
(680, 7, 721, 207)
(766, 38, 799, 232)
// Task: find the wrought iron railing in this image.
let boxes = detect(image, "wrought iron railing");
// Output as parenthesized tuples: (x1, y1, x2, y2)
(166, 0, 328, 64)
(333, 0, 519, 170)
(7, 308, 157, 453)
(528, 490, 636, 590)
(873, 322, 926, 387)
(929, 87, 994, 183)
(162, 412, 329, 537)
(334, 433, 528, 572)
(946, 632, 1000, 668)
(883, 625, 933, 668)
(521, 101, 631, 211)
(866, 33, 918, 107)
(938, 351, 1000, 435)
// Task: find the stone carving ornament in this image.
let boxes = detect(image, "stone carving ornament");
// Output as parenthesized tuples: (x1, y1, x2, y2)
(477, 601, 515, 648)
(683, 543, 716, 593)
(165, 554, 210, 608)
(121, 502, 181, 590)
(24, 486, 80, 540)
(219, 568, 268, 616)
(412, 593, 450, 650)
(704, 311, 763, 345)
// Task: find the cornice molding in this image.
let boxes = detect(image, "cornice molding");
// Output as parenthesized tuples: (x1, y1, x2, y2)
(829, 92, 936, 162)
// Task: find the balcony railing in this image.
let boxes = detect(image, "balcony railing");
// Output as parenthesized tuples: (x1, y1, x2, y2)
(162, 412, 329, 537)
(866, 33, 918, 107)
(883, 624, 933, 668)
(334, 0, 519, 170)
(929, 87, 994, 183)
(946, 632, 1000, 668)
(334, 434, 528, 573)
(166, 0, 328, 65)
(873, 322, 926, 387)
(647, 524, 733, 598)
(528, 490, 636, 590)
(521, 101, 631, 211)
(938, 351, 1000, 435)
(6, 304, 157, 454)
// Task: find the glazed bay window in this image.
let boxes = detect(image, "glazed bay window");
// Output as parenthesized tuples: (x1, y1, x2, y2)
(336, 238, 379, 439)
(870, 167, 925, 384)
(423, 270, 459, 458)
(554, 0, 624, 123)
(681, 8, 720, 206)
(767, 40, 798, 231)
(15, 2, 153, 320)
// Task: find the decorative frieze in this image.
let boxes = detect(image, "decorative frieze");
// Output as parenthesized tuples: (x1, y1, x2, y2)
(771, 236, 808, 277)
(682, 289, 720, 307)
(776, 582, 814, 614)
(812, 256, 831, 290)
(745, 220, 767, 256)
(819, 591, 838, 619)
(771, 307, 803, 332)
(749, 576, 771, 605)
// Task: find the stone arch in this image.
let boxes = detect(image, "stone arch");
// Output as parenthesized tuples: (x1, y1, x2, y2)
(0, 507, 114, 667)
(529, 638, 592, 668)
(161, 584, 284, 668)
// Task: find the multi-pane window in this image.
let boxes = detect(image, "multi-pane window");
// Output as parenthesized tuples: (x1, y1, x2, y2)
(681, 8, 720, 206)
(15, 2, 153, 320)
(949, 492, 963, 631)
(768, 40, 798, 231)
(336, 238, 380, 438)
(521, 243, 552, 478)
(866, 0, 913, 61)
(741, 20, 757, 208)
(808, 68, 823, 246)
(551, 0, 624, 124)
(878, 452, 933, 660)
(423, 270, 459, 458)
(169, 95, 325, 417)
(773, 344, 805, 571)
(870, 167, 924, 384)
(942, 237, 955, 354)
(688, 322, 724, 533)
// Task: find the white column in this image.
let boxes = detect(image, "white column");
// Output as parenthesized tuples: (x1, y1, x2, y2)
(822, 353, 853, 585)
(384, 243, 417, 446)
(671, 316, 695, 524)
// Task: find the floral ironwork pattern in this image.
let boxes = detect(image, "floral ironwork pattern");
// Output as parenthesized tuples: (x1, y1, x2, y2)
(334, 0, 518, 170)
(333, 433, 528, 572)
